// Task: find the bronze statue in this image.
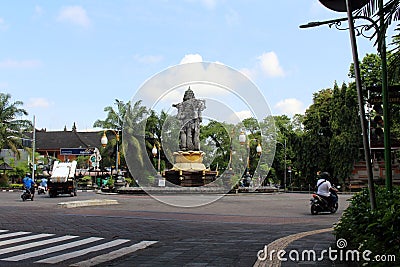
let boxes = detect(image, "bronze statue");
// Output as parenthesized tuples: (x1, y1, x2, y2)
(173, 87, 206, 151)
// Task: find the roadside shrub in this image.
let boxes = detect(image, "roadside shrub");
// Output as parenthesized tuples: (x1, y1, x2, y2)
(334, 186, 400, 265)
(0, 173, 9, 187)
(9, 184, 23, 189)
(106, 177, 115, 187)
(125, 177, 135, 186)
(77, 176, 92, 188)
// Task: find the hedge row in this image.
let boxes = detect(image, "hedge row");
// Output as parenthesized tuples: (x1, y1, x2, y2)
(334, 186, 400, 265)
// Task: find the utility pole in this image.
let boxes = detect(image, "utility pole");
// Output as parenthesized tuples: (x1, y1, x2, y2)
(379, 0, 392, 193)
(32, 116, 36, 181)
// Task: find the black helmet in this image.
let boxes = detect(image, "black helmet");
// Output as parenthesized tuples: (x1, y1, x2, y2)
(320, 172, 330, 180)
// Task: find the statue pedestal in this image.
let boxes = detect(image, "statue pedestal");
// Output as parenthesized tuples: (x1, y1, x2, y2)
(164, 151, 218, 187)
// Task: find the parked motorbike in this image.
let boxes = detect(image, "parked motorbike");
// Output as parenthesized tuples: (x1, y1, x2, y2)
(21, 188, 34, 201)
(37, 185, 47, 195)
(310, 186, 339, 215)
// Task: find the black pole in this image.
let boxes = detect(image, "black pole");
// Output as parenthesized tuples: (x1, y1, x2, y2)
(346, 0, 376, 209)
(379, 0, 392, 193)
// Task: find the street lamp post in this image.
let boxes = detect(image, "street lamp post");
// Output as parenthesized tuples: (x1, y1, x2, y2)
(101, 130, 120, 174)
(32, 116, 36, 181)
(239, 131, 262, 170)
(152, 143, 161, 174)
(276, 140, 287, 192)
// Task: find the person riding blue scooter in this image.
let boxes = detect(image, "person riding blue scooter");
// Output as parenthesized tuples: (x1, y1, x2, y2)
(22, 173, 35, 201)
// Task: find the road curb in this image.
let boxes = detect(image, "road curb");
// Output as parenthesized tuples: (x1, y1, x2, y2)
(57, 199, 119, 208)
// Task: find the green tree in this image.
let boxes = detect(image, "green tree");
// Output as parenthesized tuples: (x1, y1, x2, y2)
(358, 0, 400, 87)
(0, 93, 32, 158)
(389, 27, 400, 82)
(271, 115, 291, 186)
(94, 99, 133, 170)
(119, 100, 149, 181)
(93, 99, 128, 130)
(329, 82, 363, 184)
(351, 53, 400, 159)
(145, 110, 168, 171)
(200, 120, 231, 171)
(300, 88, 334, 182)
(349, 53, 382, 88)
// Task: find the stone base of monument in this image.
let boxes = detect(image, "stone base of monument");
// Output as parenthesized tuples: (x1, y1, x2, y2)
(163, 151, 218, 187)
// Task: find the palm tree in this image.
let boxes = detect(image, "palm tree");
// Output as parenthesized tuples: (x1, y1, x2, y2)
(93, 99, 129, 130)
(358, 0, 400, 80)
(94, 99, 149, 179)
(0, 93, 32, 158)
(94, 99, 132, 169)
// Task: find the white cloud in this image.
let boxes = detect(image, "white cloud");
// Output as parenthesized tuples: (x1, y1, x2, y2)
(57, 6, 91, 28)
(27, 98, 51, 108)
(258, 51, 285, 77)
(180, 54, 203, 64)
(274, 98, 305, 116)
(133, 54, 163, 64)
(0, 59, 42, 69)
(240, 51, 285, 81)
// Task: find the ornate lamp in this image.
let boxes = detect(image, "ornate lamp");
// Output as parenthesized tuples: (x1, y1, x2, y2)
(319, 0, 368, 12)
(256, 143, 262, 156)
(101, 131, 108, 148)
(152, 145, 158, 157)
(239, 131, 246, 146)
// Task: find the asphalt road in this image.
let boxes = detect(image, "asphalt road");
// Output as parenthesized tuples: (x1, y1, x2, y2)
(0, 190, 351, 267)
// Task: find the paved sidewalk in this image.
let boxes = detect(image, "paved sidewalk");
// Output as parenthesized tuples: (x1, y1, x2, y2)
(281, 230, 339, 267)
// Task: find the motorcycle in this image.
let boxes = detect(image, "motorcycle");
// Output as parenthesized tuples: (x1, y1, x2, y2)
(37, 185, 47, 195)
(310, 186, 339, 215)
(21, 188, 34, 201)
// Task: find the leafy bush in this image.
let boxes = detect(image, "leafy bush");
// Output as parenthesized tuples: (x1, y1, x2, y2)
(9, 184, 23, 189)
(124, 177, 138, 187)
(77, 176, 93, 188)
(0, 173, 9, 187)
(334, 186, 400, 265)
(106, 177, 115, 187)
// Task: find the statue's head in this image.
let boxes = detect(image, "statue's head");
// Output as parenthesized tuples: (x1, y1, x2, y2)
(183, 87, 195, 101)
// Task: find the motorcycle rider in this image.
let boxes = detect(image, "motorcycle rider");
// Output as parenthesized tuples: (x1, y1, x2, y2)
(22, 173, 35, 197)
(40, 177, 48, 191)
(316, 172, 338, 210)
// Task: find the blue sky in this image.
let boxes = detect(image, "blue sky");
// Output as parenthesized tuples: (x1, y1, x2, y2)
(1, 0, 389, 131)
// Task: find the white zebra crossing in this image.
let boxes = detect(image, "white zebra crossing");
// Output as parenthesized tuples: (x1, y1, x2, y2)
(0, 235, 80, 256)
(3, 237, 104, 261)
(0, 233, 54, 246)
(0, 229, 158, 266)
(0, 231, 31, 239)
(36, 238, 131, 264)
(70, 241, 158, 267)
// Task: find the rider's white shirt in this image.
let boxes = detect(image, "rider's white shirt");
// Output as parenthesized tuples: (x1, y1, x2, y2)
(316, 178, 331, 197)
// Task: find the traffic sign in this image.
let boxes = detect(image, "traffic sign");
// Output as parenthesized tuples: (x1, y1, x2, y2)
(60, 148, 94, 156)
(368, 93, 400, 104)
